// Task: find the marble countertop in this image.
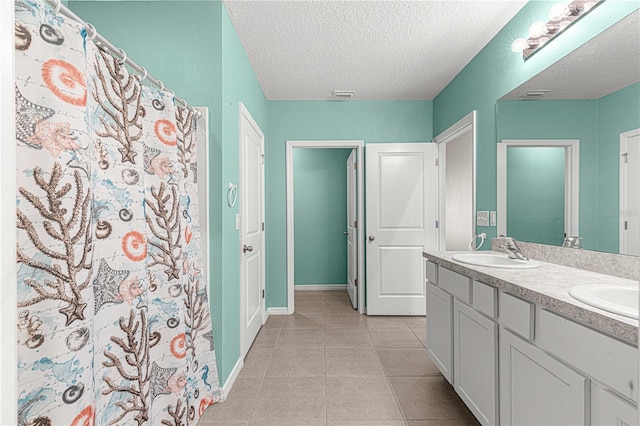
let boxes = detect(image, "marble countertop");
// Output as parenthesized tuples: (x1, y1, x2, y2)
(423, 250, 638, 345)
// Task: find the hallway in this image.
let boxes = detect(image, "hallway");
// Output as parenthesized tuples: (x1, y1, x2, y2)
(202, 290, 479, 425)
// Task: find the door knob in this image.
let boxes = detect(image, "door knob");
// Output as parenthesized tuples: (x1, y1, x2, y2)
(243, 244, 253, 253)
(343, 231, 349, 236)
(368, 235, 375, 241)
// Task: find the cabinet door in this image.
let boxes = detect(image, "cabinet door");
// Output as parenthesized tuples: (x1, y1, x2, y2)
(592, 384, 637, 426)
(500, 329, 588, 426)
(426, 282, 453, 383)
(453, 299, 498, 426)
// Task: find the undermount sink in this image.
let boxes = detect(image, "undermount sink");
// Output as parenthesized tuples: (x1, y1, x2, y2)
(451, 252, 540, 269)
(569, 284, 639, 319)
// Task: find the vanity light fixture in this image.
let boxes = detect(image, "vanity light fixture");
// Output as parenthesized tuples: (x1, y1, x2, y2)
(511, 0, 603, 60)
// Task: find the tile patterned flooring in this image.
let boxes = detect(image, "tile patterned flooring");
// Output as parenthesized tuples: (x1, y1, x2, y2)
(201, 290, 480, 426)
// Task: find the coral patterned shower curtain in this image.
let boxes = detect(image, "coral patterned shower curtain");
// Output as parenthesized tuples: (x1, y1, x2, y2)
(15, 1, 220, 424)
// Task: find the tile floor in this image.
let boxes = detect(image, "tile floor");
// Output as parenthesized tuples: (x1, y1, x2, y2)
(201, 290, 480, 426)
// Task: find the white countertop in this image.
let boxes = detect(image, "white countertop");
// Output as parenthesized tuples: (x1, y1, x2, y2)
(423, 250, 638, 344)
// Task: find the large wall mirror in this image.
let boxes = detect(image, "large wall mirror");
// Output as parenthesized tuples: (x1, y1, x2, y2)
(496, 9, 640, 255)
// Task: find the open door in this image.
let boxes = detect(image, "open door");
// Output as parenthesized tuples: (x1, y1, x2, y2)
(620, 128, 640, 256)
(365, 143, 438, 315)
(346, 149, 358, 309)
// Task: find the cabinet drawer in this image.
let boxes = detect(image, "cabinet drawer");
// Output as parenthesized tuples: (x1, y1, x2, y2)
(473, 281, 497, 318)
(537, 309, 638, 401)
(500, 292, 534, 340)
(439, 267, 472, 304)
(426, 261, 438, 284)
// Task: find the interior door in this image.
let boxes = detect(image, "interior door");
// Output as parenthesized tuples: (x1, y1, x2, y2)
(239, 103, 265, 356)
(365, 143, 438, 315)
(620, 129, 639, 256)
(346, 149, 357, 309)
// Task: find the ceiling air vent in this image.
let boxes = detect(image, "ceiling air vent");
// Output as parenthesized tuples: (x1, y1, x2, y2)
(521, 89, 551, 99)
(333, 90, 356, 99)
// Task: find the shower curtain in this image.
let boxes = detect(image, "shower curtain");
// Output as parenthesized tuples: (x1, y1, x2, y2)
(15, 1, 220, 424)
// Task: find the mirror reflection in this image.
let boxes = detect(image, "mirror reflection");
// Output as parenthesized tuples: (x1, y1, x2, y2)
(496, 10, 640, 255)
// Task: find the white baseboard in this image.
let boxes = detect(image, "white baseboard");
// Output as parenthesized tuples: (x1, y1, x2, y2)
(267, 307, 290, 315)
(220, 356, 243, 402)
(294, 284, 347, 291)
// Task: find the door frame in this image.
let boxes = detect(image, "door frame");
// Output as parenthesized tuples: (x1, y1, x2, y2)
(285, 140, 365, 314)
(239, 102, 266, 358)
(620, 128, 640, 254)
(497, 139, 580, 239)
(433, 111, 477, 251)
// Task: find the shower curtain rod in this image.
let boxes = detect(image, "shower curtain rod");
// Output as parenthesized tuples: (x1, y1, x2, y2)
(44, 0, 198, 115)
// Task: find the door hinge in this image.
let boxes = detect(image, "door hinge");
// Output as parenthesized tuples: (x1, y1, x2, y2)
(622, 152, 628, 163)
(435, 220, 439, 229)
(354, 220, 358, 228)
(435, 158, 439, 167)
(262, 222, 265, 231)
(354, 162, 357, 170)
(354, 278, 358, 287)
(262, 289, 265, 298)
(261, 154, 265, 164)
(625, 220, 628, 230)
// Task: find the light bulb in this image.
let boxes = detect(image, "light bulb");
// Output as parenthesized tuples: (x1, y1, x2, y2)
(549, 2, 569, 21)
(529, 21, 548, 38)
(511, 38, 529, 53)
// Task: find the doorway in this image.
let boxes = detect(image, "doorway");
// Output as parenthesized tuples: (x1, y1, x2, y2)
(497, 139, 580, 244)
(433, 111, 477, 251)
(620, 128, 640, 255)
(286, 141, 365, 315)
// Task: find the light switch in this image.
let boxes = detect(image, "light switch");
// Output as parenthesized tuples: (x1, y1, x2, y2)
(490, 211, 497, 227)
(477, 211, 489, 227)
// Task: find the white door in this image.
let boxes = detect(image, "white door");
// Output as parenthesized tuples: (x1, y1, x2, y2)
(346, 150, 357, 309)
(239, 103, 265, 357)
(365, 143, 438, 315)
(620, 128, 639, 256)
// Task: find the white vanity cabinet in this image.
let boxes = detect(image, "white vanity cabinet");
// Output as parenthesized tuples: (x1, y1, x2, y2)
(592, 384, 638, 426)
(424, 257, 639, 426)
(426, 282, 453, 383)
(453, 299, 498, 425)
(500, 328, 588, 425)
(426, 262, 498, 425)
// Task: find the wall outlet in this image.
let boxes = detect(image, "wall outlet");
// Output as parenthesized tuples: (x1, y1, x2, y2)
(490, 211, 497, 227)
(476, 211, 489, 227)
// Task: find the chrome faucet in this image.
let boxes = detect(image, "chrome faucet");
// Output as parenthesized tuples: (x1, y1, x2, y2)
(499, 236, 529, 261)
(562, 236, 583, 249)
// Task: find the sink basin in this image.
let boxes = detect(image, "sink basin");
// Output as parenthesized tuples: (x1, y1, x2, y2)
(451, 252, 540, 269)
(569, 284, 639, 319)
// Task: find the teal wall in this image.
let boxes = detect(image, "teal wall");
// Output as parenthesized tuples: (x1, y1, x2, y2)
(597, 82, 640, 253)
(507, 147, 565, 246)
(433, 1, 639, 243)
(496, 82, 640, 252)
(293, 149, 351, 285)
(266, 100, 432, 308)
(71, 1, 267, 386)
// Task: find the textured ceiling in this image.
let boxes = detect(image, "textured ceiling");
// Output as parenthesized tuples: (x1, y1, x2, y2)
(502, 10, 640, 100)
(224, 0, 528, 100)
